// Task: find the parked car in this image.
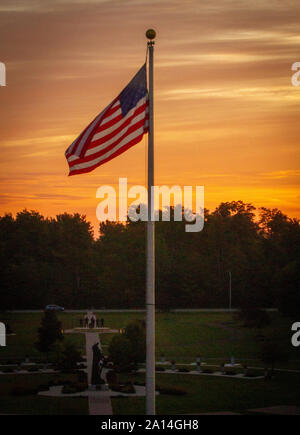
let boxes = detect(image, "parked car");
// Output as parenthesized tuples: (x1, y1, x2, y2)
(45, 304, 65, 311)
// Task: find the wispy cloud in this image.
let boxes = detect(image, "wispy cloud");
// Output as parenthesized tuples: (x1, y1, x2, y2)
(160, 86, 300, 102)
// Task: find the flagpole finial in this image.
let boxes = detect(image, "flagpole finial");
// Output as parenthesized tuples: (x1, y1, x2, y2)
(146, 29, 156, 40)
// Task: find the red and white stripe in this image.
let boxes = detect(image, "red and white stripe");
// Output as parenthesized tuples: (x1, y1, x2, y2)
(66, 96, 148, 176)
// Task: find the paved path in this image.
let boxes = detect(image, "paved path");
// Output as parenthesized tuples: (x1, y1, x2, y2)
(85, 332, 112, 415)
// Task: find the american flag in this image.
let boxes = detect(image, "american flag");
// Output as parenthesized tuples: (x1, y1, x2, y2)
(65, 64, 148, 176)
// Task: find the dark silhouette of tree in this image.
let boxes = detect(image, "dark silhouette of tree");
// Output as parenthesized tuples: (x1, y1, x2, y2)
(36, 310, 63, 353)
(124, 320, 146, 365)
(0, 203, 299, 311)
(53, 341, 82, 372)
(260, 340, 289, 375)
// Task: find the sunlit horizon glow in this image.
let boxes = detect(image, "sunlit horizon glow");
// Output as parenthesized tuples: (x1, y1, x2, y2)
(0, 0, 299, 236)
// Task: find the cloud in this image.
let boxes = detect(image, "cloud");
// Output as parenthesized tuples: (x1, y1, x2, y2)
(160, 85, 300, 103)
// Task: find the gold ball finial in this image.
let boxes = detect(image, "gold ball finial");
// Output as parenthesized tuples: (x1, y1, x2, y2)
(146, 29, 156, 40)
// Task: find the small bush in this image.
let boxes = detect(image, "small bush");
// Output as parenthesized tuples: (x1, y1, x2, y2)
(245, 371, 259, 378)
(37, 384, 50, 392)
(28, 367, 39, 372)
(158, 386, 187, 396)
(2, 367, 14, 373)
(110, 383, 121, 392)
(106, 370, 119, 386)
(202, 368, 213, 374)
(120, 382, 136, 394)
(155, 366, 165, 372)
(108, 335, 133, 372)
(77, 371, 87, 383)
(75, 382, 88, 392)
(110, 382, 136, 394)
(62, 385, 77, 394)
(52, 378, 72, 386)
(12, 386, 38, 396)
(53, 342, 82, 372)
(239, 307, 271, 328)
(178, 367, 190, 373)
(224, 370, 237, 376)
(134, 380, 145, 386)
(61, 381, 88, 394)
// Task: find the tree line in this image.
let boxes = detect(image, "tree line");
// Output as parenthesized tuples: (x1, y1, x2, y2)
(0, 201, 299, 316)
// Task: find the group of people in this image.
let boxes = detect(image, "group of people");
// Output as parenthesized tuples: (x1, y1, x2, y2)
(79, 312, 105, 329)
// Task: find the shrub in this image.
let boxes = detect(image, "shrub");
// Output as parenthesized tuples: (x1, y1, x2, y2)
(124, 320, 146, 364)
(239, 306, 271, 328)
(155, 366, 165, 371)
(53, 341, 82, 372)
(202, 368, 213, 374)
(37, 384, 50, 392)
(62, 385, 77, 394)
(77, 370, 88, 383)
(110, 383, 121, 392)
(108, 335, 133, 372)
(120, 382, 136, 394)
(106, 370, 119, 386)
(28, 367, 39, 372)
(53, 378, 73, 386)
(134, 380, 145, 386)
(12, 386, 38, 396)
(2, 367, 14, 373)
(75, 382, 88, 392)
(36, 310, 63, 353)
(224, 369, 237, 376)
(110, 382, 136, 394)
(178, 367, 190, 372)
(245, 370, 259, 378)
(109, 320, 146, 372)
(157, 386, 187, 396)
(260, 340, 289, 373)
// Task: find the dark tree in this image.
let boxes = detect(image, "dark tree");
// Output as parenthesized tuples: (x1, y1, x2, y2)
(125, 320, 146, 365)
(54, 341, 82, 372)
(0, 203, 299, 311)
(108, 335, 133, 371)
(36, 310, 63, 353)
(260, 340, 289, 375)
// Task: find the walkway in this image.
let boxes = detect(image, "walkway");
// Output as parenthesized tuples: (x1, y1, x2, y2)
(85, 332, 113, 415)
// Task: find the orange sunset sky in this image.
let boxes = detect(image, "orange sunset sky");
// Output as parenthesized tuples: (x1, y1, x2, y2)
(0, 0, 299, 236)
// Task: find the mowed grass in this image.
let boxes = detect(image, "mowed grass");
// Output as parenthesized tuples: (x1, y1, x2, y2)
(0, 373, 88, 415)
(0, 312, 86, 360)
(0, 311, 299, 415)
(85, 311, 300, 368)
(112, 371, 300, 415)
(1, 311, 299, 368)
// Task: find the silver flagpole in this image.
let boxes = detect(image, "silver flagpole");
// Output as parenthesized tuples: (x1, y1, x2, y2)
(145, 28, 156, 416)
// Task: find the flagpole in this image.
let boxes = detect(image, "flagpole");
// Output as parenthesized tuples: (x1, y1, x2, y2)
(146, 28, 156, 416)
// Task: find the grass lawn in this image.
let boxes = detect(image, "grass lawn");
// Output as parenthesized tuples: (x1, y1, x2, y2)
(0, 311, 299, 414)
(0, 312, 85, 361)
(112, 371, 300, 415)
(0, 373, 88, 415)
(1, 311, 299, 368)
